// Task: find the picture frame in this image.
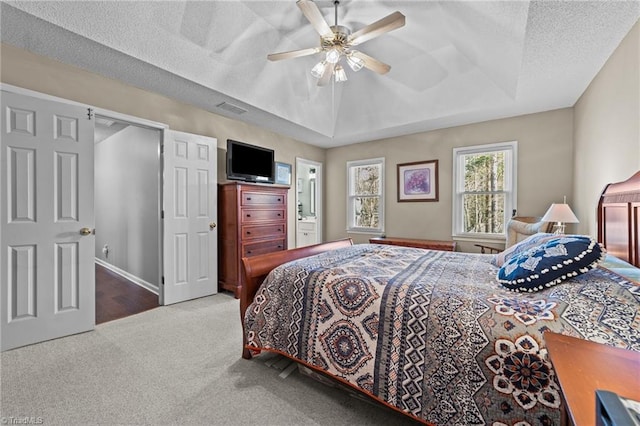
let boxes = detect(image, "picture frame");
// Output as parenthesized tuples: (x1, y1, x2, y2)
(397, 159, 439, 202)
(275, 162, 292, 186)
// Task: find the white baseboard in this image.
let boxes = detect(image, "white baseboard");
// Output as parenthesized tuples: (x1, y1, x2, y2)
(95, 258, 159, 295)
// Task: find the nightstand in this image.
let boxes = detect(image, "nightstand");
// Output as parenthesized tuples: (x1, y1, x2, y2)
(544, 332, 640, 426)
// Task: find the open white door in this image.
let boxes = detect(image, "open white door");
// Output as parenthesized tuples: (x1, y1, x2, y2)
(1, 91, 95, 351)
(162, 130, 217, 305)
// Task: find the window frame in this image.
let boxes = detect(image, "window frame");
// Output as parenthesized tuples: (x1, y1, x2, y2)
(452, 141, 518, 240)
(346, 157, 385, 234)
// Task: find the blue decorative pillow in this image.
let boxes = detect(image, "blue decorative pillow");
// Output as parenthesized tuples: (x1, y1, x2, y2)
(497, 235, 605, 292)
(491, 233, 556, 267)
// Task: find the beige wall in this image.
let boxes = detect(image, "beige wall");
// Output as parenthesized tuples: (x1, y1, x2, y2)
(574, 19, 640, 237)
(3, 15, 637, 254)
(0, 43, 325, 248)
(326, 108, 574, 251)
(327, 20, 639, 251)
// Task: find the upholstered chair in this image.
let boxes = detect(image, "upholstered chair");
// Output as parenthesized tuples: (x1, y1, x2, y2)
(506, 216, 553, 247)
(476, 216, 553, 253)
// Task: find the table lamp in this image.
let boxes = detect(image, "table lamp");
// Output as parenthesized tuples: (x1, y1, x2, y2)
(542, 197, 579, 234)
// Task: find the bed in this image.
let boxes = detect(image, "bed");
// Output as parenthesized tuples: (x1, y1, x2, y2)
(239, 172, 640, 425)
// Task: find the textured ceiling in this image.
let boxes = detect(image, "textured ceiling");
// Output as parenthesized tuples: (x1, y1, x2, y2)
(2, 1, 639, 147)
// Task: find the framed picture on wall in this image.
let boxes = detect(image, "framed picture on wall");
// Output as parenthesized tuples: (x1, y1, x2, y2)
(275, 162, 292, 186)
(397, 159, 439, 202)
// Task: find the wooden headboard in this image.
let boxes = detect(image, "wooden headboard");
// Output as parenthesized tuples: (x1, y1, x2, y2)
(597, 171, 640, 267)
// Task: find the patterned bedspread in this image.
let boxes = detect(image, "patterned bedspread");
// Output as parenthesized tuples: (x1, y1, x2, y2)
(244, 244, 640, 425)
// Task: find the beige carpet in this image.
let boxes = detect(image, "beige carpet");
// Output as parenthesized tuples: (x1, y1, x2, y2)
(0, 293, 419, 425)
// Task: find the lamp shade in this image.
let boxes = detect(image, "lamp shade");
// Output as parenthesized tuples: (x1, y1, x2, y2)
(346, 54, 364, 72)
(311, 61, 327, 78)
(326, 48, 340, 64)
(542, 203, 579, 224)
(334, 65, 347, 82)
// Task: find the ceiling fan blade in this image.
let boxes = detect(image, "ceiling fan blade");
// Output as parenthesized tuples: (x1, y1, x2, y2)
(317, 62, 334, 86)
(348, 11, 406, 46)
(297, 0, 334, 38)
(267, 47, 321, 61)
(351, 51, 391, 75)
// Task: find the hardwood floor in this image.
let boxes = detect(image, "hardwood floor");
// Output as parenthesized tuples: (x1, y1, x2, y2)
(95, 263, 159, 324)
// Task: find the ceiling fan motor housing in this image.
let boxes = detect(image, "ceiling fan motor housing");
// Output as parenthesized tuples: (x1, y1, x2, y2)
(321, 25, 351, 51)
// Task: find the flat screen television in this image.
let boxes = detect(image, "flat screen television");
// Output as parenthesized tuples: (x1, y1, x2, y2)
(226, 139, 275, 184)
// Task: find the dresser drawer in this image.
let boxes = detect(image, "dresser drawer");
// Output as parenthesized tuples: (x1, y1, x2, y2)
(241, 208, 285, 223)
(242, 223, 286, 240)
(219, 182, 288, 299)
(241, 191, 285, 206)
(242, 239, 286, 257)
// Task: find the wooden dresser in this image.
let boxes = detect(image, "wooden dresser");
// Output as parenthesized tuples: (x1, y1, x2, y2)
(218, 182, 288, 298)
(369, 237, 456, 251)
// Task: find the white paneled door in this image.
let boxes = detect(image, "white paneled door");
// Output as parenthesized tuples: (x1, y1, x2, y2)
(1, 91, 95, 351)
(162, 130, 217, 305)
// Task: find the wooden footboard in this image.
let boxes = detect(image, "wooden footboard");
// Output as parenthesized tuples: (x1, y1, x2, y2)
(240, 238, 353, 359)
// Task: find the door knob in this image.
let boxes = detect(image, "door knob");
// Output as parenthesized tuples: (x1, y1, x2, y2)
(209, 222, 217, 230)
(80, 227, 93, 236)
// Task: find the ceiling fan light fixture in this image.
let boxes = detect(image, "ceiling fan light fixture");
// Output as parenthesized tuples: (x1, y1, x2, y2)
(334, 64, 347, 82)
(326, 48, 341, 64)
(267, 0, 405, 87)
(311, 60, 327, 78)
(346, 54, 364, 72)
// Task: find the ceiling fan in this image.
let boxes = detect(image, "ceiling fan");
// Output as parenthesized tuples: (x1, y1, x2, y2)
(267, 0, 405, 86)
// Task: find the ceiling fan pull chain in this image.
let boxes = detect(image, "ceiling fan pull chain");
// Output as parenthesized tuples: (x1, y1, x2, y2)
(334, 1, 339, 27)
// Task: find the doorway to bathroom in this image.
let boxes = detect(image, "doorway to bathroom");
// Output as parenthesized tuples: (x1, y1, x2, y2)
(295, 158, 323, 247)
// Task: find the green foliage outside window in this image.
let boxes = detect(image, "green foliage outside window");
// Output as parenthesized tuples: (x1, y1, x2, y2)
(462, 152, 506, 234)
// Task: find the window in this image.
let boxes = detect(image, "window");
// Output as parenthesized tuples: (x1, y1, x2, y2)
(453, 142, 517, 239)
(347, 158, 385, 233)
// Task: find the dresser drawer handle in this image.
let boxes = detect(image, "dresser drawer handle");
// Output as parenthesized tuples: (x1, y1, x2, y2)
(246, 214, 251, 217)
(277, 198, 281, 202)
(247, 250, 252, 255)
(277, 245, 283, 249)
(247, 197, 252, 201)
(246, 231, 251, 235)
(277, 213, 282, 216)
(277, 229, 282, 232)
